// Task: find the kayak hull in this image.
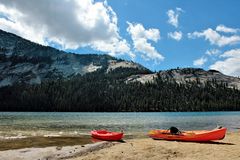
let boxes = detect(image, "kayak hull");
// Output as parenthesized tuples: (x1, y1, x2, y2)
(148, 127, 227, 142)
(91, 130, 124, 141)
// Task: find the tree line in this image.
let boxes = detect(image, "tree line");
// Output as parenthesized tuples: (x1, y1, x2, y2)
(0, 68, 240, 112)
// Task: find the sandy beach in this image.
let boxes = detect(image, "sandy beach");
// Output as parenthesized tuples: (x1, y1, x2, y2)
(0, 132, 239, 160)
(70, 132, 240, 160)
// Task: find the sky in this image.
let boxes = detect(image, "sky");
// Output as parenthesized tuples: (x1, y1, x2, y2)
(0, 0, 240, 76)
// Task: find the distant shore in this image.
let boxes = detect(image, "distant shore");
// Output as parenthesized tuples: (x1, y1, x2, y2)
(0, 131, 239, 160)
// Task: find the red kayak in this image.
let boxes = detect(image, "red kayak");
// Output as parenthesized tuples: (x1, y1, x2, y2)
(91, 130, 124, 141)
(148, 127, 227, 142)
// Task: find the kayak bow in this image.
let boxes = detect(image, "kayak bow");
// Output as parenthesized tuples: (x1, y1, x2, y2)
(91, 130, 124, 141)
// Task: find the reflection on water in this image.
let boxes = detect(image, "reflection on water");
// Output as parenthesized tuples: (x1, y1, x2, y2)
(0, 112, 239, 137)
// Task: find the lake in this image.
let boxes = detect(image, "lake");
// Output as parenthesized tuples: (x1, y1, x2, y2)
(0, 112, 239, 138)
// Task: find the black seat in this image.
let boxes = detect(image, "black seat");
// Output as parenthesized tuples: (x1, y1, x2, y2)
(169, 126, 181, 135)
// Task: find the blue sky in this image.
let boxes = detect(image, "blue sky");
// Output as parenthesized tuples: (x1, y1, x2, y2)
(107, 0, 240, 72)
(0, 0, 240, 76)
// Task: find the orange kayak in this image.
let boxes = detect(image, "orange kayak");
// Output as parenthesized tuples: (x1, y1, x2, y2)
(148, 127, 227, 142)
(91, 130, 124, 141)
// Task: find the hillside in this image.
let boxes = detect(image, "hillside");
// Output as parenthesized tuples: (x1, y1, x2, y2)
(0, 29, 149, 87)
(0, 29, 240, 112)
(126, 68, 240, 89)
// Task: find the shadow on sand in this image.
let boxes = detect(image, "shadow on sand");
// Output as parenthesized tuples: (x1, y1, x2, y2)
(198, 141, 235, 145)
(152, 139, 235, 145)
(91, 138, 126, 143)
(117, 139, 126, 143)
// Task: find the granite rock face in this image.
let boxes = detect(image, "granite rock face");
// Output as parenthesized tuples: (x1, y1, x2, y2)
(126, 68, 240, 89)
(0, 29, 147, 87)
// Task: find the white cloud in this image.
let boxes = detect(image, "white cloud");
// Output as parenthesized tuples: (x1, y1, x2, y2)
(127, 22, 164, 62)
(188, 28, 240, 47)
(205, 49, 221, 56)
(219, 49, 240, 58)
(167, 8, 183, 28)
(193, 57, 207, 67)
(210, 49, 240, 76)
(168, 31, 182, 41)
(126, 22, 160, 42)
(216, 25, 239, 33)
(0, 0, 133, 57)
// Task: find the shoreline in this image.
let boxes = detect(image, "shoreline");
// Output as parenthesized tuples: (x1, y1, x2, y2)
(0, 134, 137, 151)
(0, 136, 92, 151)
(0, 131, 239, 160)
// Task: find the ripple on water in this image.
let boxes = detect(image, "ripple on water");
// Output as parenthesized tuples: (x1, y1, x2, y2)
(0, 112, 239, 137)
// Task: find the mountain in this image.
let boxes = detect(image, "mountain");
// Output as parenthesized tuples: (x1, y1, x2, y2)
(0, 29, 240, 112)
(1, 29, 240, 89)
(126, 68, 240, 89)
(0, 29, 149, 87)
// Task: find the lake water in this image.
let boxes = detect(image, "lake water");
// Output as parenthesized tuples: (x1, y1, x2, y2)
(0, 112, 239, 138)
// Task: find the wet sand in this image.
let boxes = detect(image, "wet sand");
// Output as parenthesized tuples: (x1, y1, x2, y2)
(0, 136, 92, 151)
(0, 132, 239, 160)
